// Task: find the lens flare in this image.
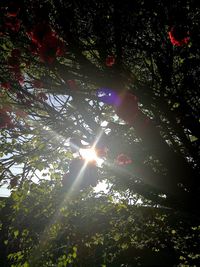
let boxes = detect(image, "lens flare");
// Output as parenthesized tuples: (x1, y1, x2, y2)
(79, 148, 98, 162)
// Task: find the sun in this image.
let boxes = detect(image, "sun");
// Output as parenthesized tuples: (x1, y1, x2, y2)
(79, 148, 98, 162)
(79, 148, 104, 166)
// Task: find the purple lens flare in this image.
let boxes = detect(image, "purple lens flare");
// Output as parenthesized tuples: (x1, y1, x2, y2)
(97, 88, 121, 106)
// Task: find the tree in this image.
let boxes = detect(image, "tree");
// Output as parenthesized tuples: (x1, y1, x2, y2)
(0, 0, 200, 266)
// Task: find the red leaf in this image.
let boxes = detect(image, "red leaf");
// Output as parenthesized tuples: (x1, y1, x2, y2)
(1, 82, 11, 90)
(106, 55, 115, 67)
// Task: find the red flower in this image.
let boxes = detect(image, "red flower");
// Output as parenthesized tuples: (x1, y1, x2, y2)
(32, 80, 44, 88)
(37, 92, 48, 101)
(168, 26, 190, 46)
(6, 2, 20, 18)
(67, 80, 77, 90)
(15, 110, 27, 118)
(5, 18, 21, 32)
(56, 40, 65, 56)
(39, 45, 57, 64)
(115, 93, 138, 125)
(18, 76, 24, 86)
(29, 43, 39, 55)
(38, 34, 64, 64)
(106, 55, 115, 67)
(0, 110, 13, 129)
(27, 22, 52, 46)
(1, 82, 11, 90)
(28, 23, 65, 64)
(116, 154, 132, 166)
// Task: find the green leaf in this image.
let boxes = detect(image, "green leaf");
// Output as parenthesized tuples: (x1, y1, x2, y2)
(189, 135, 198, 142)
(22, 262, 30, 267)
(171, 230, 176, 235)
(14, 230, 19, 238)
(172, 102, 180, 108)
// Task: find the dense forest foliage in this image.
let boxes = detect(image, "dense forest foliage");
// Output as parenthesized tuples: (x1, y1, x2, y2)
(0, 0, 200, 266)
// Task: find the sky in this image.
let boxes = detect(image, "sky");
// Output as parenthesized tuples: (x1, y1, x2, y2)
(0, 186, 10, 197)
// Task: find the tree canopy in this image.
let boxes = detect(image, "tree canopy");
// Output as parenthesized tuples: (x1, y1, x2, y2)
(0, 0, 200, 266)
